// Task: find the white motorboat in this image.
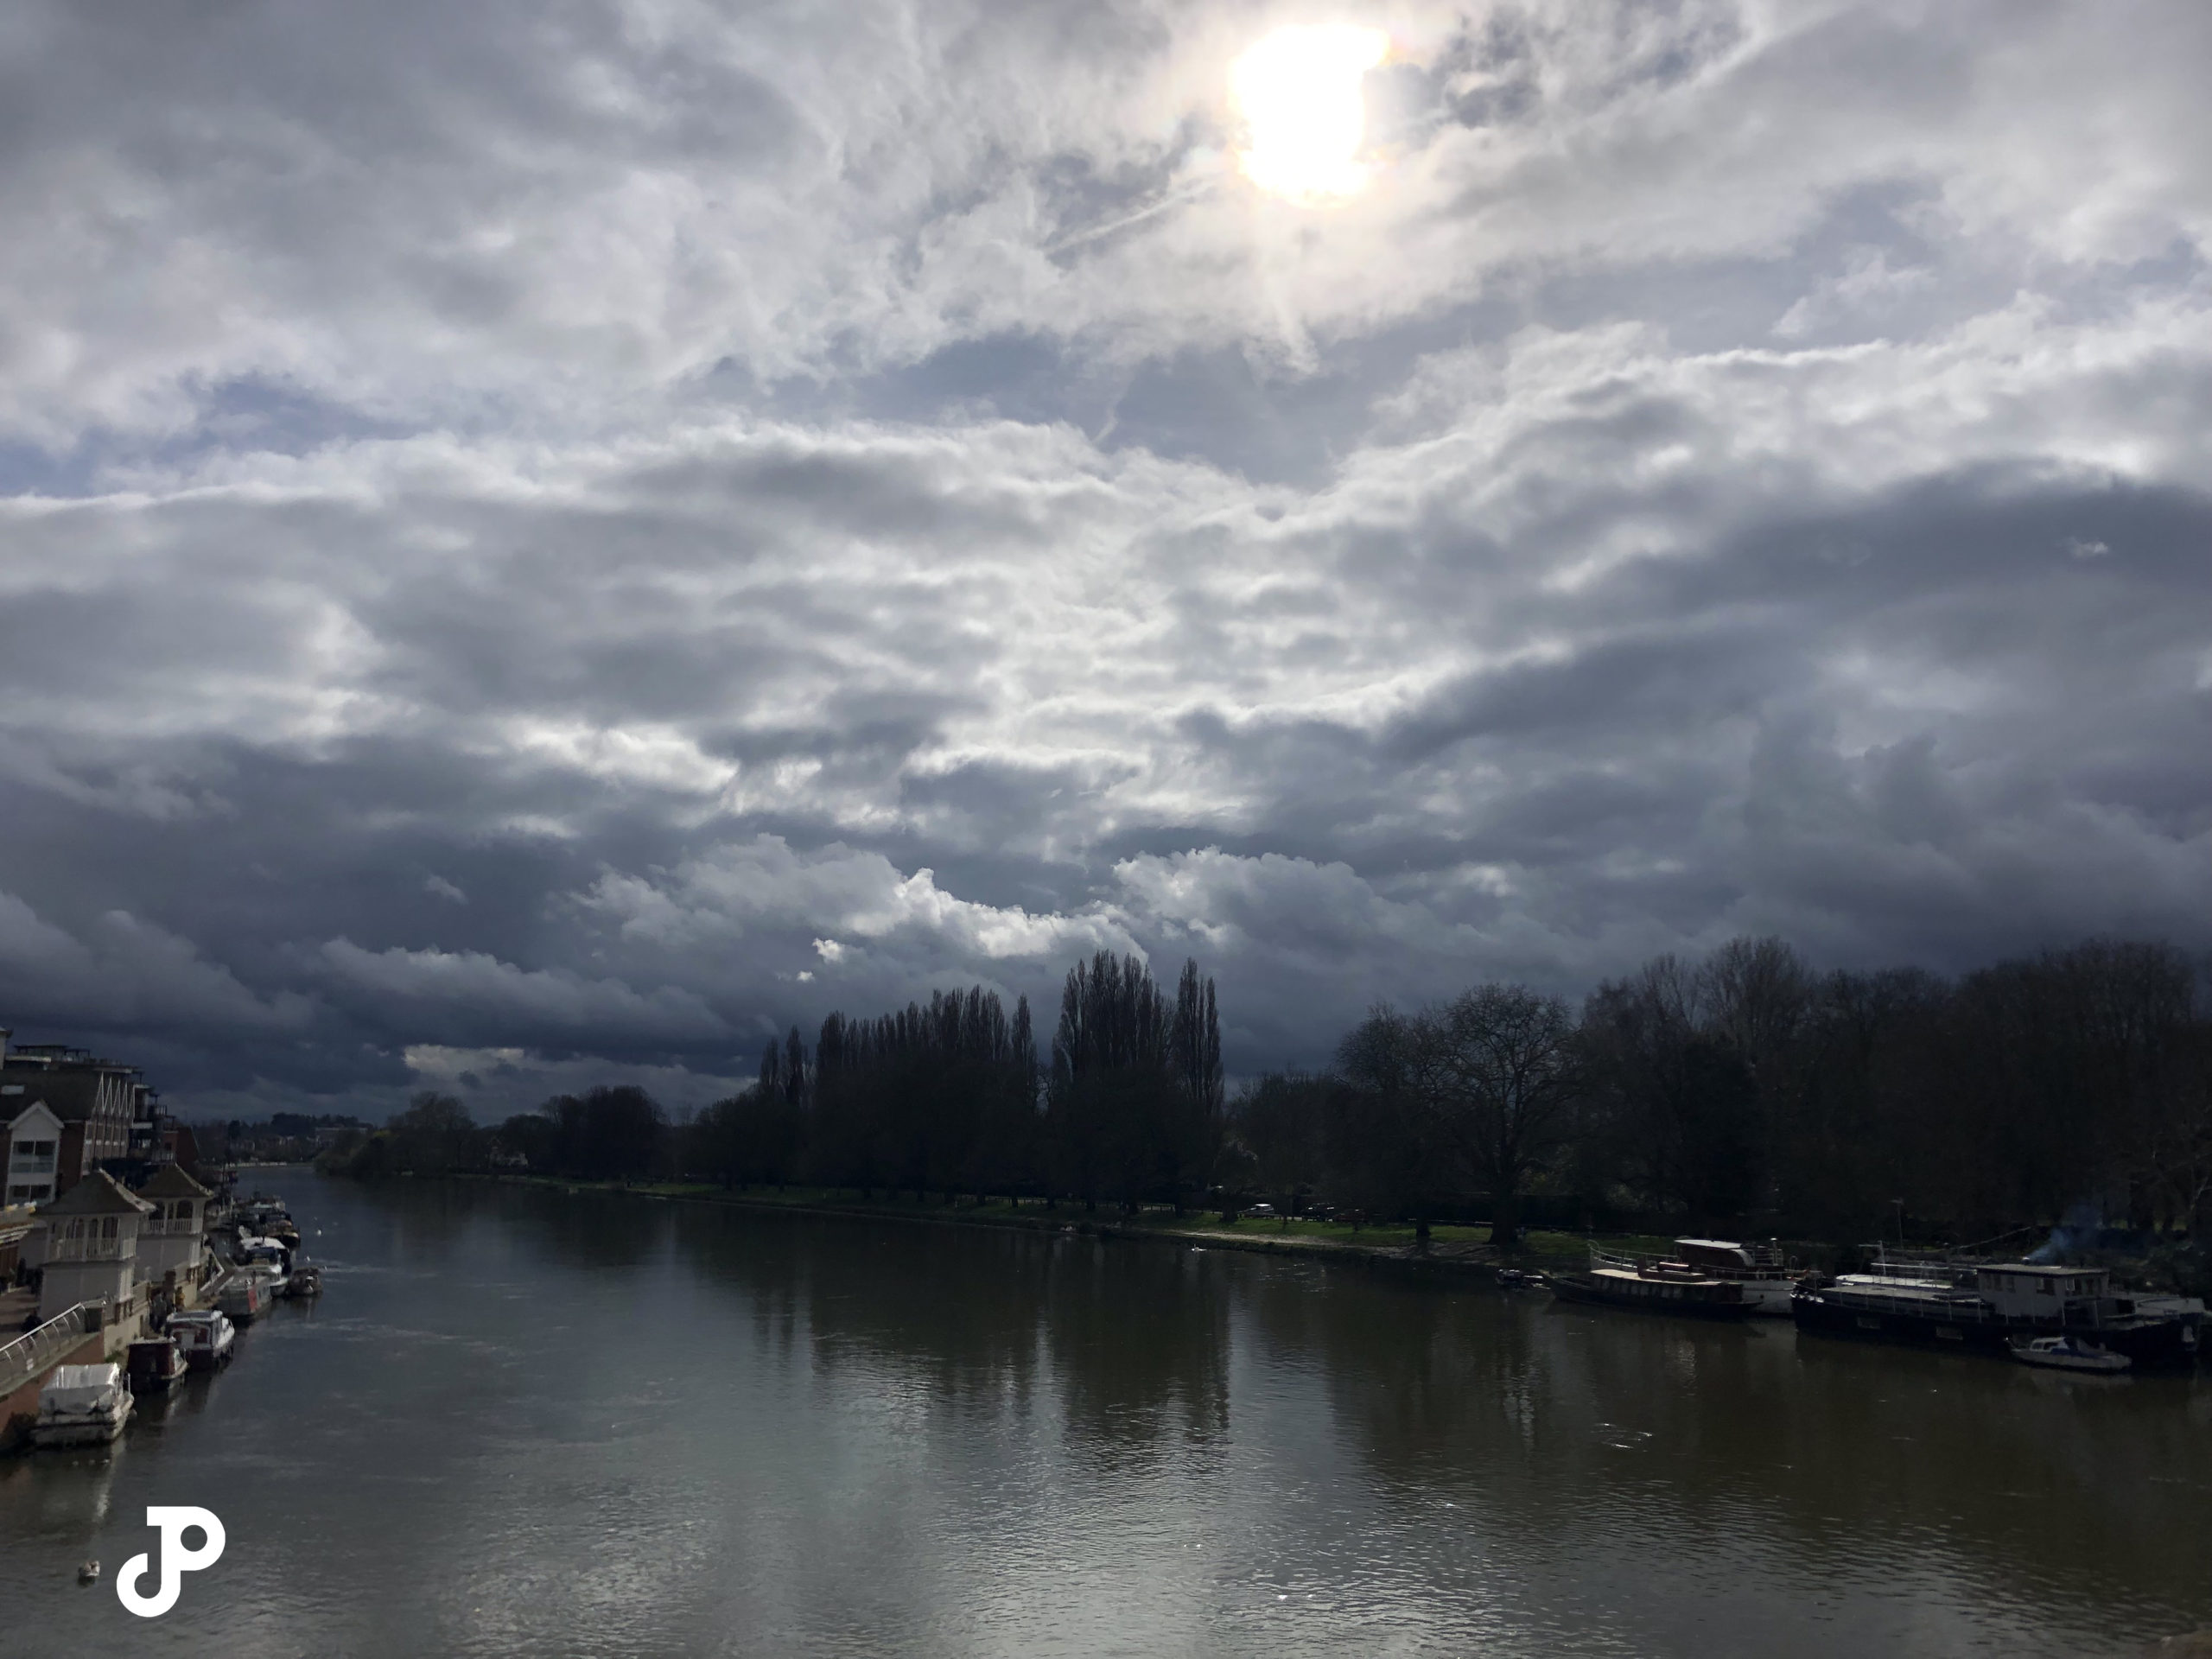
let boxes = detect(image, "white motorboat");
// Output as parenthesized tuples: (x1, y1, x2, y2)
(169, 1308, 238, 1369)
(2012, 1335, 2131, 1375)
(33, 1363, 134, 1447)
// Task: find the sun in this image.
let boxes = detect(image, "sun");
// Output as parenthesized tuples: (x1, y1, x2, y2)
(1230, 23, 1391, 204)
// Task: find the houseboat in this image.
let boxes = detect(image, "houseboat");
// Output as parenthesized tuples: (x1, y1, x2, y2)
(1590, 1237, 1799, 1315)
(33, 1363, 133, 1447)
(1552, 1251, 1755, 1320)
(1792, 1256, 2201, 1370)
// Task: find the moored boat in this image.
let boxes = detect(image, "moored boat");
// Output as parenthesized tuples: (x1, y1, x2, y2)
(124, 1337, 188, 1395)
(1552, 1255, 1754, 1320)
(283, 1263, 323, 1299)
(33, 1363, 133, 1447)
(1591, 1238, 1800, 1316)
(2012, 1335, 2130, 1375)
(1793, 1256, 2201, 1370)
(167, 1309, 236, 1370)
(216, 1273, 269, 1324)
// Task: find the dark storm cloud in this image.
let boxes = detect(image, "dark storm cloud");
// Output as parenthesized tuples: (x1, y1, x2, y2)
(3, 1, 2210, 1115)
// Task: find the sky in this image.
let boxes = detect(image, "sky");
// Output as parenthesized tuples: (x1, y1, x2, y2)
(2, 0, 2209, 1122)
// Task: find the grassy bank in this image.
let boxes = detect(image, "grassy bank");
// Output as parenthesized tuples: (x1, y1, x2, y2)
(431, 1172, 1682, 1275)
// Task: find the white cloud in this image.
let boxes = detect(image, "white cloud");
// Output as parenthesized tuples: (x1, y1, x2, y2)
(4, 0, 2211, 1103)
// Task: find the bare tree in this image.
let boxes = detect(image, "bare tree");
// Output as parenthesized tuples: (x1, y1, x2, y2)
(1414, 984, 1581, 1250)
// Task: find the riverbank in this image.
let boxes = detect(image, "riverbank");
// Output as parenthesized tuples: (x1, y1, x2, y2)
(409, 1172, 1681, 1284)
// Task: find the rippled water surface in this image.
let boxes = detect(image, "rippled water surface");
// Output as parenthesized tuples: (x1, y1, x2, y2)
(3, 1173, 2209, 1656)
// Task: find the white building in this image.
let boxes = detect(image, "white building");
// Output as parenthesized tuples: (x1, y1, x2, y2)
(30, 1170, 154, 1322)
(133, 1161, 213, 1296)
(4, 1099, 64, 1206)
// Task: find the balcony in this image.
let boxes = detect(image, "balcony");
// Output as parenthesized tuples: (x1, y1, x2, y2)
(42, 1234, 134, 1264)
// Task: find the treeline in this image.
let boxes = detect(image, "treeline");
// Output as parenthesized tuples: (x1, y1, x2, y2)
(1237, 938, 2211, 1251)
(328, 935, 2212, 1260)
(332, 951, 1229, 1214)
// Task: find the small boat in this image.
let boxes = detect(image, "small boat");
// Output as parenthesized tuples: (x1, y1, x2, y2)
(283, 1263, 324, 1299)
(78, 1560, 100, 1585)
(2012, 1335, 2131, 1375)
(34, 1363, 134, 1447)
(168, 1308, 237, 1370)
(124, 1337, 188, 1395)
(1496, 1268, 1548, 1291)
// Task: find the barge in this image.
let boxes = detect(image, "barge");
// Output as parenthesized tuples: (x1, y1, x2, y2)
(1552, 1255, 1755, 1320)
(1792, 1257, 2201, 1370)
(1590, 1237, 1799, 1315)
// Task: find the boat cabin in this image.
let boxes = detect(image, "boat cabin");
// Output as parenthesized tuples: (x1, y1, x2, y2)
(1974, 1265, 2115, 1322)
(1674, 1238, 1786, 1272)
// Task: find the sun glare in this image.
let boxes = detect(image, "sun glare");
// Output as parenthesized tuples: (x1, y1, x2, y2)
(1230, 23, 1390, 204)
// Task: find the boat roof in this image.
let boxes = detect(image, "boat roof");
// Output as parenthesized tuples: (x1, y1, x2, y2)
(1592, 1266, 1727, 1288)
(46, 1363, 120, 1389)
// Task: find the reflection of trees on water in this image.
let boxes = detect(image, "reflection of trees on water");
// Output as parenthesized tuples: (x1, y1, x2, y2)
(365, 1174, 490, 1265)
(486, 1182, 668, 1273)
(672, 1205, 1053, 1410)
(1041, 1239, 1230, 1472)
(663, 1209, 1230, 1466)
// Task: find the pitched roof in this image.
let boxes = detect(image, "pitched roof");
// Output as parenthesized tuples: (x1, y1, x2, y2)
(37, 1168, 155, 1218)
(0, 1071, 103, 1122)
(5, 1099, 64, 1135)
(136, 1163, 212, 1201)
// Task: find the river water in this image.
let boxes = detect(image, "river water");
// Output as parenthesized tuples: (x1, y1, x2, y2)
(3, 1172, 2207, 1656)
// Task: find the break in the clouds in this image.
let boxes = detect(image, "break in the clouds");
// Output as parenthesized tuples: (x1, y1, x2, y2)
(3, 0, 2209, 1117)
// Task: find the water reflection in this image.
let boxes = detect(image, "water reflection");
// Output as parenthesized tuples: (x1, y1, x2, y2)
(0, 1173, 2204, 1659)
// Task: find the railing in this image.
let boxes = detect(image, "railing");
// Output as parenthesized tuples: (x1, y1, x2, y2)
(41, 1236, 135, 1264)
(0, 1302, 99, 1401)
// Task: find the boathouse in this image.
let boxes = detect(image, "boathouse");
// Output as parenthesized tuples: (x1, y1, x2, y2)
(29, 1171, 154, 1322)
(133, 1162, 213, 1299)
